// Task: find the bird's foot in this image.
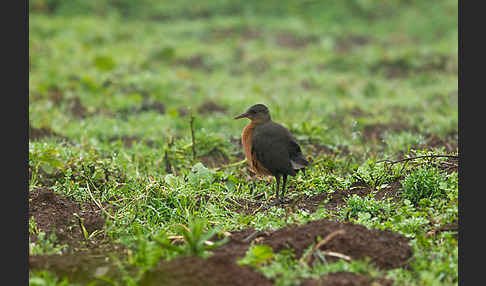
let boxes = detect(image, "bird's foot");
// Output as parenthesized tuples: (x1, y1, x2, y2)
(266, 197, 291, 207)
(267, 198, 282, 207)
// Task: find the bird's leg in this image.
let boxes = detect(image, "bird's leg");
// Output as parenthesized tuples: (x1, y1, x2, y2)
(280, 174, 290, 203)
(281, 174, 288, 202)
(269, 175, 281, 206)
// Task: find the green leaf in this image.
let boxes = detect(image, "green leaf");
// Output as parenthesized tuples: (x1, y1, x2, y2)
(238, 245, 275, 267)
(93, 55, 116, 71)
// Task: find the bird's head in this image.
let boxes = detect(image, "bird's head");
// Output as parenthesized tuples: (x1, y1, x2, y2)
(234, 104, 271, 123)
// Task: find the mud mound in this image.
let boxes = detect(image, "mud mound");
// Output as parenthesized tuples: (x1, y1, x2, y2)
(140, 228, 272, 286)
(29, 249, 125, 285)
(108, 135, 155, 148)
(257, 219, 412, 270)
(413, 133, 458, 153)
(275, 31, 318, 49)
(29, 188, 105, 248)
(335, 34, 371, 53)
(68, 96, 87, 119)
(199, 150, 230, 168)
(175, 54, 213, 71)
(232, 180, 402, 215)
(301, 272, 393, 286)
(198, 101, 227, 114)
(29, 124, 67, 141)
(362, 123, 415, 141)
(140, 253, 273, 286)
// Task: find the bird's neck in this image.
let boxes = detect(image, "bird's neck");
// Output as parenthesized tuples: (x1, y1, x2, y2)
(241, 122, 258, 161)
(250, 117, 271, 125)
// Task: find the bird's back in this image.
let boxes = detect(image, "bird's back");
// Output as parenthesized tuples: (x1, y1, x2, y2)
(251, 121, 308, 176)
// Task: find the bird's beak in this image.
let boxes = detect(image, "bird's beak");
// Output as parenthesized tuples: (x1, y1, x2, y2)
(234, 112, 249, 119)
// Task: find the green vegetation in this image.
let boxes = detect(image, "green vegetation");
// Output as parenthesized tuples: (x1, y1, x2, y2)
(29, 0, 458, 285)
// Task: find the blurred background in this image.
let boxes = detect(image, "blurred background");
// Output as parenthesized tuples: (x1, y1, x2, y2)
(29, 0, 458, 170)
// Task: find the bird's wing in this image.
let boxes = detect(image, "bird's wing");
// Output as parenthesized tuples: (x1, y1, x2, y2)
(288, 137, 309, 169)
(251, 122, 298, 175)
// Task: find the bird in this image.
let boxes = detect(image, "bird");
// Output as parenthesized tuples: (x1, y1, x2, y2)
(234, 104, 310, 205)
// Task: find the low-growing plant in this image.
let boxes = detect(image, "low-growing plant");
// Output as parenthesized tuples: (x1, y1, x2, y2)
(29, 270, 72, 286)
(238, 244, 275, 267)
(154, 218, 228, 259)
(29, 232, 67, 255)
(401, 166, 447, 205)
(342, 194, 393, 220)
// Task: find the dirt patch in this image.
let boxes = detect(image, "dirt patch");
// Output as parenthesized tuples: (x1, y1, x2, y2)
(142, 218, 411, 285)
(29, 248, 126, 285)
(231, 197, 266, 215)
(175, 54, 213, 72)
(108, 135, 155, 148)
(177, 106, 190, 117)
(119, 98, 166, 116)
(371, 54, 453, 79)
(335, 35, 371, 53)
(29, 124, 67, 141)
(311, 180, 402, 214)
(199, 150, 230, 168)
(140, 99, 166, 114)
(231, 178, 403, 216)
(412, 133, 458, 153)
(47, 85, 64, 106)
(301, 79, 320, 90)
(361, 123, 415, 141)
(30, 166, 65, 187)
(300, 183, 372, 214)
(257, 219, 412, 270)
(247, 57, 271, 74)
(209, 27, 262, 42)
(30, 218, 412, 284)
(275, 31, 318, 49)
(68, 96, 87, 119)
(29, 188, 105, 249)
(139, 228, 270, 285)
(301, 272, 393, 286)
(140, 252, 273, 286)
(305, 141, 336, 157)
(197, 101, 227, 114)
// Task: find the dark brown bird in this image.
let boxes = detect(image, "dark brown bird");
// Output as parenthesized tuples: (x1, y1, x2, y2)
(234, 104, 310, 204)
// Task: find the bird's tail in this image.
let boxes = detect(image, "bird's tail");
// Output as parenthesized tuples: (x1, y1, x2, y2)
(290, 155, 310, 170)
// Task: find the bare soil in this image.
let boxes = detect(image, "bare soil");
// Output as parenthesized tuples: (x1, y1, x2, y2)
(108, 135, 156, 148)
(175, 54, 213, 72)
(232, 178, 403, 216)
(275, 31, 319, 49)
(29, 124, 67, 141)
(198, 100, 228, 114)
(140, 253, 273, 286)
(335, 35, 371, 53)
(30, 188, 412, 285)
(29, 188, 106, 248)
(199, 149, 231, 168)
(301, 272, 393, 286)
(256, 219, 412, 270)
(361, 122, 416, 141)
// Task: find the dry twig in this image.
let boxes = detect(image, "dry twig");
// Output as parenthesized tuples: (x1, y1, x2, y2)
(86, 182, 116, 220)
(320, 251, 352, 261)
(305, 229, 346, 264)
(377, 154, 458, 165)
(190, 112, 196, 161)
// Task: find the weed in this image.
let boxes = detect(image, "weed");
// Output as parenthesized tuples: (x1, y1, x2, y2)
(238, 245, 275, 267)
(154, 218, 228, 259)
(401, 166, 447, 205)
(29, 270, 72, 286)
(29, 232, 67, 255)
